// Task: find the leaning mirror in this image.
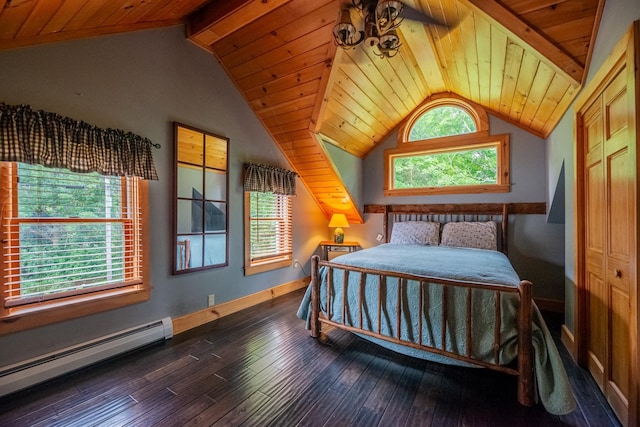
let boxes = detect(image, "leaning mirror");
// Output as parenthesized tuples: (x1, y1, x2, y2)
(173, 122, 229, 274)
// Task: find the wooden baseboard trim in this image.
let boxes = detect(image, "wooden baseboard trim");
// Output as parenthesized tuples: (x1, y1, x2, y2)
(172, 277, 310, 335)
(561, 324, 576, 362)
(534, 297, 564, 313)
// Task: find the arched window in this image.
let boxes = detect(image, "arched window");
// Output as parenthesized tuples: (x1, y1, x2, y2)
(408, 105, 477, 141)
(385, 94, 510, 196)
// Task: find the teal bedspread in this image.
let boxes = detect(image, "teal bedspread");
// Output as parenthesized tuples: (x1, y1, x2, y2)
(297, 244, 576, 415)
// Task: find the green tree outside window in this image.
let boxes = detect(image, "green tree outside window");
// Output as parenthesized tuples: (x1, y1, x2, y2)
(393, 147, 497, 188)
(409, 106, 476, 141)
(393, 105, 498, 189)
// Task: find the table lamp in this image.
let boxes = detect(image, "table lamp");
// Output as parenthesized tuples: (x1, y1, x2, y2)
(328, 213, 349, 243)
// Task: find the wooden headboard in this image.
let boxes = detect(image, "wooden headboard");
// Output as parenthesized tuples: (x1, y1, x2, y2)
(380, 203, 510, 253)
(363, 202, 547, 254)
(384, 204, 509, 254)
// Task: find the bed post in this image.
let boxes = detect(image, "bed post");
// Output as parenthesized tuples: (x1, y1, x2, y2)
(310, 255, 321, 338)
(383, 205, 390, 242)
(517, 279, 535, 406)
(502, 203, 509, 254)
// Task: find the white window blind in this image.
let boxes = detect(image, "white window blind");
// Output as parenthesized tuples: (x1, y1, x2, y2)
(1, 162, 143, 308)
(249, 192, 292, 263)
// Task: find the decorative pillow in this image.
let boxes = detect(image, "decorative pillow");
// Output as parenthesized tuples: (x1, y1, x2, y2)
(440, 221, 497, 250)
(389, 221, 440, 246)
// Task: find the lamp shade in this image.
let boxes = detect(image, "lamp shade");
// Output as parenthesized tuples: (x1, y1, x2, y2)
(328, 213, 349, 228)
(329, 213, 349, 243)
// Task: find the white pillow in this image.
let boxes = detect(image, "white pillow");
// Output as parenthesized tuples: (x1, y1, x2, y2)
(440, 221, 497, 250)
(389, 221, 440, 246)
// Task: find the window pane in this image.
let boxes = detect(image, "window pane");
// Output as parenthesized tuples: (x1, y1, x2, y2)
(18, 164, 123, 218)
(204, 201, 226, 232)
(177, 165, 202, 199)
(249, 192, 292, 262)
(393, 146, 497, 188)
(409, 106, 476, 141)
(205, 135, 228, 170)
(2, 163, 142, 308)
(176, 199, 199, 234)
(185, 235, 204, 268)
(176, 236, 192, 271)
(17, 222, 125, 297)
(204, 234, 226, 266)
(205, 169, 226, 200)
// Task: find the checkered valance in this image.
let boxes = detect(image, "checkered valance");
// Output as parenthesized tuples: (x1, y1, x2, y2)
(0, 103, 158, 180)
(244, 162, 298, 195)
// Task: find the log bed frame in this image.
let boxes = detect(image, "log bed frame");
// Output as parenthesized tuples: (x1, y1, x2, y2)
(309, 203, 535, 407)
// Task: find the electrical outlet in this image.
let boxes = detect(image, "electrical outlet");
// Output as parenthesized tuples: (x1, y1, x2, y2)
(207, 294, 215, 307)
(376, 233, 384, 242)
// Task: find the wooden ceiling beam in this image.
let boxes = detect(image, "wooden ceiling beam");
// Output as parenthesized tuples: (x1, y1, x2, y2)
(186, 0, 293, 47)
(462, 0, 584, 85)
(0, 19, 181, 51)
(309, 37, 340, 134)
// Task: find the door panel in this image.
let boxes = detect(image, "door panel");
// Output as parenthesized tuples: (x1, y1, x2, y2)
(605, 70, 627, 139)
(609, 285, 630, 422)
(587, 271, 606, 389)
(583, 97, 607, 392)
(608, 145, 631, 261)
(610, 285, 630, 396)
(604, 107, 632, 421)
(586, 160, 604, 252)
(586, 99, 604, 153)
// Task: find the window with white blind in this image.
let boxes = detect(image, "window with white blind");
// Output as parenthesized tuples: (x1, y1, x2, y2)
(0, 162, 150, 334)
(244, 191, 292, 275)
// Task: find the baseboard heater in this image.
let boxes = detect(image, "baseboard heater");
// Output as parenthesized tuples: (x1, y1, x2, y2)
(0, 317, 173, 398)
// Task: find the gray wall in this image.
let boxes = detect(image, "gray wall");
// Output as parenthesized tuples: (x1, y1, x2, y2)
(546, 2, 640, 332)
(342, 114, 566, 301)
(323, 141, 364, 213)
(0, 26, 328, 365)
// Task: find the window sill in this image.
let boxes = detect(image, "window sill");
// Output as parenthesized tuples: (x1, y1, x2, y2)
(384, 183, 510, 197)
(244, 258, 292, 276)
(0, 285, 150, 336)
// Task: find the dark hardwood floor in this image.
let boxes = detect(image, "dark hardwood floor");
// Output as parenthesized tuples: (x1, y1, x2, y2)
(0, 289, 621, 426)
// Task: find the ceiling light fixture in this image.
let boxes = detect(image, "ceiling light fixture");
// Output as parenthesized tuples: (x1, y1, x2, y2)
(333, 0, 404, 58)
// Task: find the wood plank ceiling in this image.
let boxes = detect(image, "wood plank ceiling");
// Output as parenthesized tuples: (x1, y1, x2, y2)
(0, 0, 604, 223)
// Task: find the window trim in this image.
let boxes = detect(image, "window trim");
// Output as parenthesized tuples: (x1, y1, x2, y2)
(386, 94, 509, 196)
(398, 94, 490, 146)
(0, 165, 150, 335)
(243, 191, 293, 276)
(384, 133, 511, 196)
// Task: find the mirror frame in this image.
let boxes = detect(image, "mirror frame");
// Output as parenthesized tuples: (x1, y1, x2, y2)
(173, 122, 229, 274)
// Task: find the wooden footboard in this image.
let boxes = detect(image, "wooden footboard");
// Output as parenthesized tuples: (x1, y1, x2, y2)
(309, 254, 534, 407)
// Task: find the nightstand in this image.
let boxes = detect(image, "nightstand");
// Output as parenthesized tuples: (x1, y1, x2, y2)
(319, 241, 361, 261)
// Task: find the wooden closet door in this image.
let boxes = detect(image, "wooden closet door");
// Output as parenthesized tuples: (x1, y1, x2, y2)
(602, 68, 633, 422)
(583, 96, 607, 392)
(577, 22, 638, 427)
(582, 65, 634, 425)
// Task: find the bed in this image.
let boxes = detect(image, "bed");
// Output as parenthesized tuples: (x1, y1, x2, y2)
(297, 203, 575, 415)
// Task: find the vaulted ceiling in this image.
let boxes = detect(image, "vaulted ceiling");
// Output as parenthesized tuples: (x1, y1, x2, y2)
(0, 0, 604, 223)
